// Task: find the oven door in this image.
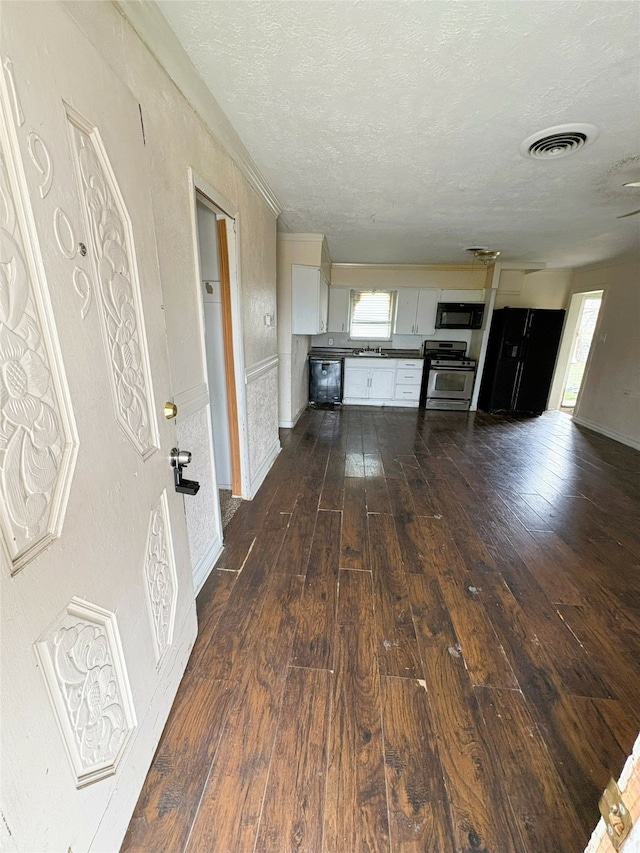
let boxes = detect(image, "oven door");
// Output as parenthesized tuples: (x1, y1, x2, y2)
(427, 366, 475, 400)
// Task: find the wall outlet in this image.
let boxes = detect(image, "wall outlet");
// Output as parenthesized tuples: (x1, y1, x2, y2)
(328, 338, 334, 346)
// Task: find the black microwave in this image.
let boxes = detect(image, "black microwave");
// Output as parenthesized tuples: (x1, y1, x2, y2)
(435, 302, 485, 330)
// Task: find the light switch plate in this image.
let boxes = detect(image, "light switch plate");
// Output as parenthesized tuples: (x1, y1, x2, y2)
(599, 778, 633, 850)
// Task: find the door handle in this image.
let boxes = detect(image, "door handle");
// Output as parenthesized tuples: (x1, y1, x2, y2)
(170, 447, 200, 495)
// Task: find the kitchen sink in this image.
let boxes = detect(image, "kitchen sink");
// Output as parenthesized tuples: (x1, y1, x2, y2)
(352, 350, 388, 357)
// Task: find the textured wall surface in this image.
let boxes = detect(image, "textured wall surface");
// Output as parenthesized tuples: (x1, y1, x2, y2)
(245, 364, 279, 487)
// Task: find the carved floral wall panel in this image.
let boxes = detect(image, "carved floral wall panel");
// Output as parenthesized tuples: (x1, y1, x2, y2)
(0, 97, 78, 573)
(65, 106, 159, 460)
(144, 491, 177, 662)
(35, 598, 137, 788)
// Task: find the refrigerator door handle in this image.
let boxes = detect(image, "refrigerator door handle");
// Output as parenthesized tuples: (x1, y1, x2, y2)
(512, 360, 525, 410)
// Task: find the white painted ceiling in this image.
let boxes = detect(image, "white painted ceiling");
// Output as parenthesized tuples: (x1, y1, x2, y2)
(157, 0, 640, 267)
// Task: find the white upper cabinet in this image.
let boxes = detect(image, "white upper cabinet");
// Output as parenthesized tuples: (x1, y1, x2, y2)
(291, 264, 329, 334)
(328, 286, 350, 333)
(439, 289, 485, 302)
(394, 289, 439, 335)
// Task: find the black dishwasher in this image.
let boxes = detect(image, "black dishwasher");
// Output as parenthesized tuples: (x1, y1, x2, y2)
(309, 357, 343, 404)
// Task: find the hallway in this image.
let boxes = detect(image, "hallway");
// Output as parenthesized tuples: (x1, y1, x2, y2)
(122, 407, 640, 853)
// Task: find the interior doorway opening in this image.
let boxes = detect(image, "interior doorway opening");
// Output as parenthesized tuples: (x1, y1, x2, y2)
(561, 291, 603, 410)
(195, 193, 243, 525)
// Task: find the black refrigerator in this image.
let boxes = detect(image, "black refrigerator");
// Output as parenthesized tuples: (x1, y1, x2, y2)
(478, 308, 565, 414)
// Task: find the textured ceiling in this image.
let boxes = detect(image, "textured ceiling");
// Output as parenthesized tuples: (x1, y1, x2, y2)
(157, 0, 640, 267)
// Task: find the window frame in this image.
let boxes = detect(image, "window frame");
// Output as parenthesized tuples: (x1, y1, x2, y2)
(348, 289, 396, 341)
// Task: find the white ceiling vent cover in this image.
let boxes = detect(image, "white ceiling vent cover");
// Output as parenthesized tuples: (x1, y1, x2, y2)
(520, 123, 599, 159)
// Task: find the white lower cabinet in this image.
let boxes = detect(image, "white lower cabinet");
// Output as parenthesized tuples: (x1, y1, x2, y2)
(343, 365, 371, 399)
(343, 358, 395, 403)
(343, 357, 424, 407)
(393, 358, 424, 406)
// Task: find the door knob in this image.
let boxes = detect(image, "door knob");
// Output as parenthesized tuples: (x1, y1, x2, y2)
(170, 447, 200, 496)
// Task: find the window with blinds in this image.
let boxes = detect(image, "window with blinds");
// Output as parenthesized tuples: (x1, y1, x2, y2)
(349, 290, 394, 340)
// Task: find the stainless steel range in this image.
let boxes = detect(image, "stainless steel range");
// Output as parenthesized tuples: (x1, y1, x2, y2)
(420, 340, 476, 410)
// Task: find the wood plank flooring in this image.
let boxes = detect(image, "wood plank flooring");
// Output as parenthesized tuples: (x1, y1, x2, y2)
(122, 408, 640, 853)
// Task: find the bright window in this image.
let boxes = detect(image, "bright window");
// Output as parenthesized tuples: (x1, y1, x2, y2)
(349, 290, 394, 340)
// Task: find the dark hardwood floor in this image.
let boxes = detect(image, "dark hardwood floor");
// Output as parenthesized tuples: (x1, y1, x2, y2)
(122, 407, 640, 853)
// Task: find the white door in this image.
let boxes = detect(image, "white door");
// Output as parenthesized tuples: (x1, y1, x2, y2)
(0, 4, 196, 852)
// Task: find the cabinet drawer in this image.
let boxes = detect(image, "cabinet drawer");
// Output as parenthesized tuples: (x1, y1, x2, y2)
(394, 385, 420, 401)
(394, 368, 423, 385)
(396, 359, 423, 370)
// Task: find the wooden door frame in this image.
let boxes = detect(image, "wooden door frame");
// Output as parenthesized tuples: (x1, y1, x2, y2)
(189, 169, 250, 498)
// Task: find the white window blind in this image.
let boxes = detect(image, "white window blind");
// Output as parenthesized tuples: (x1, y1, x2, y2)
(349, 290, 394, 340)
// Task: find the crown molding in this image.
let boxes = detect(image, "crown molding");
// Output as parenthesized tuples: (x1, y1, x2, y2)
(114, 0, 281, 217)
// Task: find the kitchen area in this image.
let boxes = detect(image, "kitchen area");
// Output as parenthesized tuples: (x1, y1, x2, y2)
(277, 235, 570, 429)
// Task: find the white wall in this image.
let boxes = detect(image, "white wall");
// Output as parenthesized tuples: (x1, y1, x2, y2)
(494, 268, 572, 309)
(571, 256, 640, 449)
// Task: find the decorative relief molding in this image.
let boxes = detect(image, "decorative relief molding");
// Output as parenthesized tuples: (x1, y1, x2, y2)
(245, 354, 278, 384)
(53, 206, 77, 259)
(65, 104, 159, 459)
(0, 99, 78, 573)
(72, 267, 92, 320)
(27, 132, 53, 198)
(35, 598, 137, 788)
(143, 491, 177, 662)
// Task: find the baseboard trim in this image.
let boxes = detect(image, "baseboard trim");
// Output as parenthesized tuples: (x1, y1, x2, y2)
(192, 536, 224, 595)
(572, 414, 640, 452)
(279, 402, 307, 429)
(249, 438, 280, 498)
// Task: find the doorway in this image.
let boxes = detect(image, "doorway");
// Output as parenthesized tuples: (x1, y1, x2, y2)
(195, 193, 243, 524)
(561, 291, 603, 410)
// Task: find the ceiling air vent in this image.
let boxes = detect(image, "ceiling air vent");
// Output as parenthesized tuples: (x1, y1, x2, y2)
(520, 123, 599, 160)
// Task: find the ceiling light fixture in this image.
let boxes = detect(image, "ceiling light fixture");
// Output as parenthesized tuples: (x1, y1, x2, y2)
(466, 248, 501, 265)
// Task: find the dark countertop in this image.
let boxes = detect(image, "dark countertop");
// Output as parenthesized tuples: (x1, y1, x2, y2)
(309, 348, 422, 359)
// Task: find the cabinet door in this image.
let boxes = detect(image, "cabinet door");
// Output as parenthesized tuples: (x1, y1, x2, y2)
(440, 289, 485, 302)
(344, 366, 370, 398)
(328, 287, 350, 333)
(370, 368, 396, 399)
(291, 264, 322, 334)
(415, 289, 439, 335)
(394, 289, 419, 334)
